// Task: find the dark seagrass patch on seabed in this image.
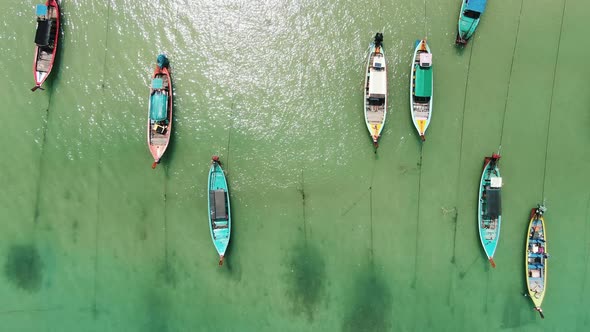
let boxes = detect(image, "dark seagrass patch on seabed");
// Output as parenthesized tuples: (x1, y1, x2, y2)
(285, 242, 326, 321)
(4, 244, 43, 292)
(142, 290, 169, 332)
(341, 268, 393, 332)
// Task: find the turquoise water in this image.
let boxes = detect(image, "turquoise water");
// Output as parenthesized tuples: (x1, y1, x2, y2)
(1, 0, 590, 331)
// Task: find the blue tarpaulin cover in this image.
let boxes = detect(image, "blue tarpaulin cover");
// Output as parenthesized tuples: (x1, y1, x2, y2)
(150, 92, 168, 121)
(152, 78, 163, 89)
(466, 0, 486, 13)
(36, 4, 47, 16)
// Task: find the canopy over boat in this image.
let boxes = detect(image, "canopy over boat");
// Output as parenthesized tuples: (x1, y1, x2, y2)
(369, 57, 387, 97)
(415, 67, 433, 98)
(466, 0, 487, 13)
(35, 20, 51, 46)
(486, 187, 502, 219)
(150, 78, 168, 122)
(210, 189, 228, 220)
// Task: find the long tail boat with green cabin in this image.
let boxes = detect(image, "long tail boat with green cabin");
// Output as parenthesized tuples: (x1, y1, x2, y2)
(526, 205, 548, 319)
(477, 153, 502, 268)
(410, 39, 433, 141)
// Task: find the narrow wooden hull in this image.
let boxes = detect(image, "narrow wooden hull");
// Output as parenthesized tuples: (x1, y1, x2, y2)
(526, 206, 547, 318)
(409, 39, 433, 141)
(147, 55, 173, 167)
(363, 33, 387, 148)
(477, 154, 502, 267)
(207, 157, 231, 265)
(32, 0, 60, 91)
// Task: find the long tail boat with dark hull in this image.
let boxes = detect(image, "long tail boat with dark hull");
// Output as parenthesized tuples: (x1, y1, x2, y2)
(363, 33, 387, 148)
(207, 156, 231, 266)
(526, 205, 548, 319)
(410, 39, 433, 141)
(32, 0, 60, 91)
(147, 54, 173, 169)
(477, 153, 502, 267)
(456, 0, 487, 45)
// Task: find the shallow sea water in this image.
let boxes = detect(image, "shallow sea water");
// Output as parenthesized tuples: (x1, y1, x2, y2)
(1, 0, 589, 331)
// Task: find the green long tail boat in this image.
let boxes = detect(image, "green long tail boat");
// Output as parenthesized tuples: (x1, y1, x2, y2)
(409, 39, 433, 141)
(207, 156, 231, 266)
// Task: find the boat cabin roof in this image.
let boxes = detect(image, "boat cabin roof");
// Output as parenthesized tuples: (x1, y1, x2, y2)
(466, 0, 487, 13)
(414, 66, 432, 98)
(369, 66, 387, 97)
(419, 53, 432, 68)
(485, 187, 502, 219)
(210, 189, 228, 220)
(372, 55, 385, 70)
(490, 176, 502, 188)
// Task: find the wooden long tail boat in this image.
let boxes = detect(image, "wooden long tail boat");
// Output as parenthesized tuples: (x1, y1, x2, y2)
(32, 0, 60, 91)
(410, 39, 433, 141)
(207, 156, 231, 266)
(477, 153, 502, 267)
(456, 0, 487, 45)
(147, 54, 173, 169)
(526, 205, 548, 319)
(363, 33, 387, 148)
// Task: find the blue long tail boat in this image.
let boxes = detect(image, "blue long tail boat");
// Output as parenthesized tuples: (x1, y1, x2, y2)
(477, 153, 502, 267)
(207, 156, 231, 266)
(456, 0, 487, 45)
(526, 205, 547, 319)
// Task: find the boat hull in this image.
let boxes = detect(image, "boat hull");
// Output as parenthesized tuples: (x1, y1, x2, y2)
(363, 34, 387, 147)
(409, 39, 433, 141)
(32, 0, 60, 91)
(526, 207, 547, 315)
(207, 158, 231, 265)
(477, 154, 501, 266)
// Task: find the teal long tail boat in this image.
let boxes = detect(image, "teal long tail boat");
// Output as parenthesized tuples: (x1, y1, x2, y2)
(207, 156, 231, 266)
(526, 205, 547, 319)
(477, 153, 502, 267)
(456, 0, 487, 45)
(409, 39, 433, 141)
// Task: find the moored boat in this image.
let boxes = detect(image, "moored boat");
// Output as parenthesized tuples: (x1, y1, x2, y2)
(363, 33, 387, 148)
(32, 0, 60, 91)
(147, 54, 173, 169)
(526, 205, 548, 319)
(455, 0, 487, 45)
(207, 156, 231, 266)
(477, 153, 502, 267)
(410, 39, 433, 141)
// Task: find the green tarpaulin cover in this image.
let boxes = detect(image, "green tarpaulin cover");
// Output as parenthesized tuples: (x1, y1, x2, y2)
(415, 66, 433, 97)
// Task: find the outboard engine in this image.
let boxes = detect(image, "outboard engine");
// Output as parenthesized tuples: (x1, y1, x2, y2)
(157, 54, 169, 69)
(374, 33, 383, 48)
